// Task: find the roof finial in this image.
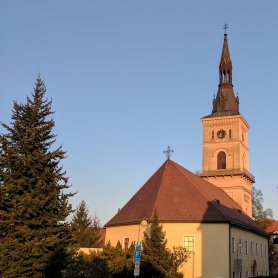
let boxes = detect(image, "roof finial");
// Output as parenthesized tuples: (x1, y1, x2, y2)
(223, 22, 229, 35)
(163, 146, 174, 160)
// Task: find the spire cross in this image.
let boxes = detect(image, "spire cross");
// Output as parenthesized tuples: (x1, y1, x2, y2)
(223, 22, 229, 34)
(163, 146, 174, 160)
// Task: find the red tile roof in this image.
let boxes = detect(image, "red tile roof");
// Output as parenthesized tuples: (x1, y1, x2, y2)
(105, 160, 266, 236)
(266, 220, 278, 234)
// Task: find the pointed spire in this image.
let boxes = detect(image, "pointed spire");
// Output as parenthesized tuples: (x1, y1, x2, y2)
(210, 28, 240, 117)
(219, 33, 232, 84)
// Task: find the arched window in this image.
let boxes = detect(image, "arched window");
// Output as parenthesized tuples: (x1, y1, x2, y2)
(217, 151, 226, 169)
(223, 70, 226, 83)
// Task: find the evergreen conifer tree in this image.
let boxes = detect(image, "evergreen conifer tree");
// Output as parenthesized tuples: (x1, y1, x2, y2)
(141, 210, 172, 277)
(70, 200, 101, 247)
(92, 214, 102, 246)
(0, 78, 73, 277)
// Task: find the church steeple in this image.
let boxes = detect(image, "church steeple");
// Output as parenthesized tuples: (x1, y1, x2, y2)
(201, 28, 254, 217)
(219, 33, 232, 84)
(211, 32, 239, 116)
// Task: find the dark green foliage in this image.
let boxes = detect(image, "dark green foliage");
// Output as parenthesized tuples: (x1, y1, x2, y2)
(70, 200, 101, 247)
(101, 241, 135, 277)
(45, 248, 71, 278)
(252, 186, 273, 230)
(141, 210, 173, 277)
(0, 78, 73, 277)
(63, 242, 135, 278)
(165, 269, 184, 278)
(62, 254, 111, 278)
(64, 231, 186, 278)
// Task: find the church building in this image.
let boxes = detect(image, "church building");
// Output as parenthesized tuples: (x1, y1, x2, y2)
(105, 31, 269, 278)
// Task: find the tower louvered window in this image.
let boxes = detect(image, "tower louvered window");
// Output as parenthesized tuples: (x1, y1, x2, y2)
(217, 151, 226, 169)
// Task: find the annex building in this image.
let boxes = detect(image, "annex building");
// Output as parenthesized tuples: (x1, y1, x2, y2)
(105, 32, 269, 278)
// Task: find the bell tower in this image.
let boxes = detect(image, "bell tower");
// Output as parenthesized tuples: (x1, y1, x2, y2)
(200, 30, 255, 217)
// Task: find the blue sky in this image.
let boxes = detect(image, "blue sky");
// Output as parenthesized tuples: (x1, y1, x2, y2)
(1, 1, 277, 224)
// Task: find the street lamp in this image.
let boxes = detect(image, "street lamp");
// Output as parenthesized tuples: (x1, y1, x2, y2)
(235, 240, 243, 278)
(137, 219, 148, 241)
(134, 219, 148, 277)
(237, 240, 243, 258)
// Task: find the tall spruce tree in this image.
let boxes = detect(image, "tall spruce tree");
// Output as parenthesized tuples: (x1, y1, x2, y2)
(70, 200, 101, 247)
(0, 78, 73, 277)
(141, 210, 172, 277)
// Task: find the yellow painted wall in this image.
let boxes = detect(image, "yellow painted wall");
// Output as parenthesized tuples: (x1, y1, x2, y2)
(105, 224, 146, 246)
(106, 222, 230, 278)
(163, 222, 230, 278)
(105, 222, 269, 278)
(78, 247, 103, 255)
(106, 222, 269, 278)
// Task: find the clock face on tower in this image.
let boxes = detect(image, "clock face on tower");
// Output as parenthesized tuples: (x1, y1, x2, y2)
(217, 129, 226, 139)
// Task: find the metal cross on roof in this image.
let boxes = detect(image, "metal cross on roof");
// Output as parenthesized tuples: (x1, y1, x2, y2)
(223, 22, 229, 34)
(163, 146, 174, 160)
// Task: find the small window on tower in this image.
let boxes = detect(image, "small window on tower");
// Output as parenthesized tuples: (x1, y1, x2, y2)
(229, 129, 232, 139)
(217, 151, 226, 169)
(212, 131, 214, 139)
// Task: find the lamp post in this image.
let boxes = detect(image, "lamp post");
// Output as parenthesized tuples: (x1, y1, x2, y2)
(237, 240, 242, 259)
(137, 219, 148, 241)
(134, 219, 148, 277)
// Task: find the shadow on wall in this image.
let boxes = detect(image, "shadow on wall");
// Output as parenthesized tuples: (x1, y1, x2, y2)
(196, 200, 231, 278)
(197, 200, 267, 278)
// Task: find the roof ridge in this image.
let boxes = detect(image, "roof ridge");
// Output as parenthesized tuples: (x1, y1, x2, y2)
(170, 160, 230, 222)
(104, 159, 169, 227)
(105, 160, 265, 235)
(151, 159, 169, 218)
